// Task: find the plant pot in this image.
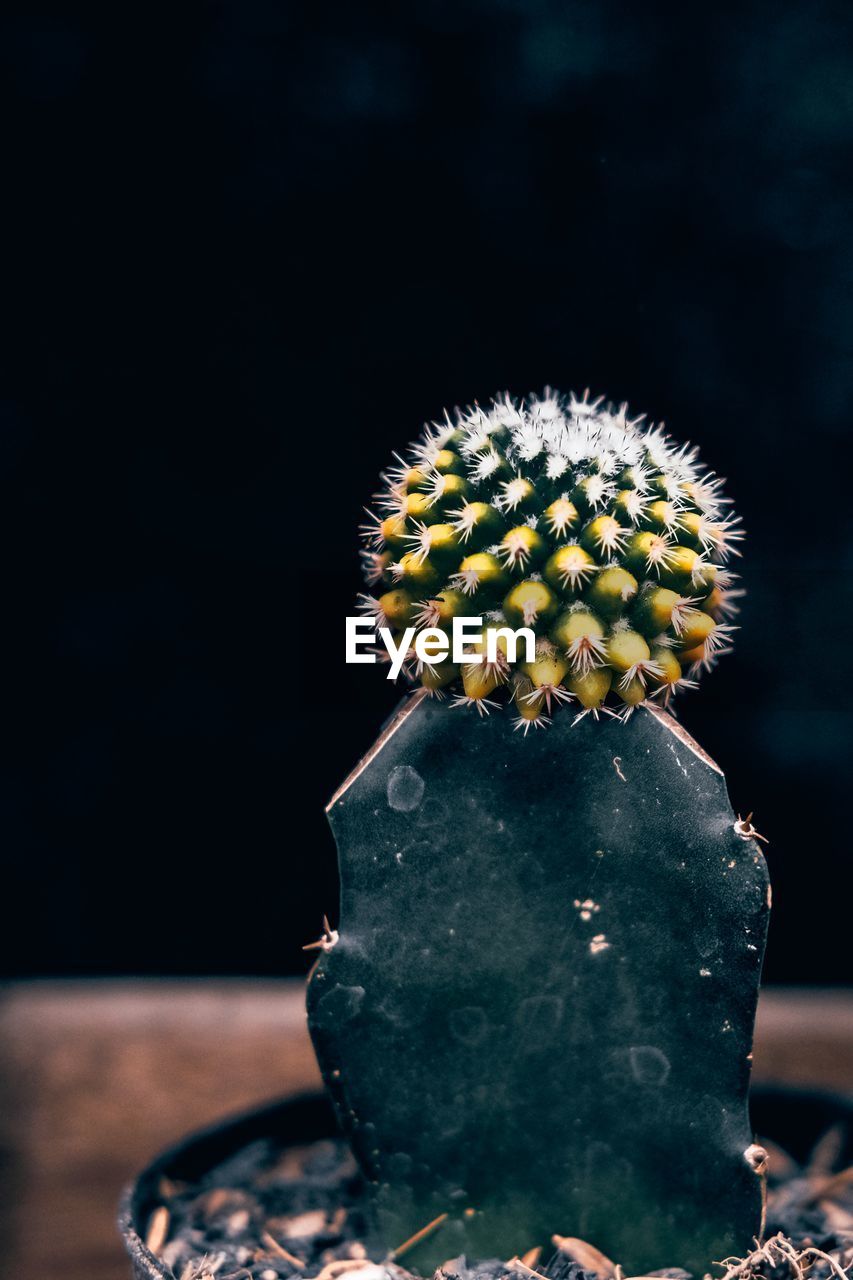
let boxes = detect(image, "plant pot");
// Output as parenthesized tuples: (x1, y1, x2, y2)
(119, 1084, 853, 1280)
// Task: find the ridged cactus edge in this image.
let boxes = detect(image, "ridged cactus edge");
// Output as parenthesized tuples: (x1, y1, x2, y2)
(359, 389, 742, 728)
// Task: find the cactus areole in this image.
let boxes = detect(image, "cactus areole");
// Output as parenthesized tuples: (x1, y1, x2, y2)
(308, 390, 770, 1275)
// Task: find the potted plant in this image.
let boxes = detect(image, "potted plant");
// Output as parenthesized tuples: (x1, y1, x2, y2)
(120, 390, 852, 1280)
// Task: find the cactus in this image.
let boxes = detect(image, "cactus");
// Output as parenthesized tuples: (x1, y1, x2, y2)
(313, 385, 769, 1274)
(359, 390, 742, 725)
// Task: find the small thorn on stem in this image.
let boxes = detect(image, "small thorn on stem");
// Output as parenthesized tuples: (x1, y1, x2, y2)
(744, 1143, 769, 1175)
(303, 915, 339, 953)
(734, 813, 769, 845)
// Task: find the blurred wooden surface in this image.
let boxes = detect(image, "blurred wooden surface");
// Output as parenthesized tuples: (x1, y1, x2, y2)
(0, 981, 850, 1280)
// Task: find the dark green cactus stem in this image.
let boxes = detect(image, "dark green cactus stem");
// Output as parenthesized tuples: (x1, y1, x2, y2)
(307, 696, 770, 1275)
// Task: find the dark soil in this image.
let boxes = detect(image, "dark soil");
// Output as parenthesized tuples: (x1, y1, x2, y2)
(145, 1135, 853, 1280)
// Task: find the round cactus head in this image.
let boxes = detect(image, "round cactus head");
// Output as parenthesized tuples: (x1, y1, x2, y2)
(358, 389, 743, 728)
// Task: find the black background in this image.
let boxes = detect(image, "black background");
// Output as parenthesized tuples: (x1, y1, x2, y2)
(2, 1, 852, 983)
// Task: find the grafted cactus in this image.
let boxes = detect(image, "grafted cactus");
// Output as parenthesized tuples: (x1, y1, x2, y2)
(311, 384, 770, 1277)
(359, 390, 742, 726)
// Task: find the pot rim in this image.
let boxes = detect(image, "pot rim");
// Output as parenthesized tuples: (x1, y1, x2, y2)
(119, 1090, 337, 1280)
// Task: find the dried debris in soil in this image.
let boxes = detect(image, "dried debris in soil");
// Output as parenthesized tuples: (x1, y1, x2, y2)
(146, 1135, 853, 1280)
